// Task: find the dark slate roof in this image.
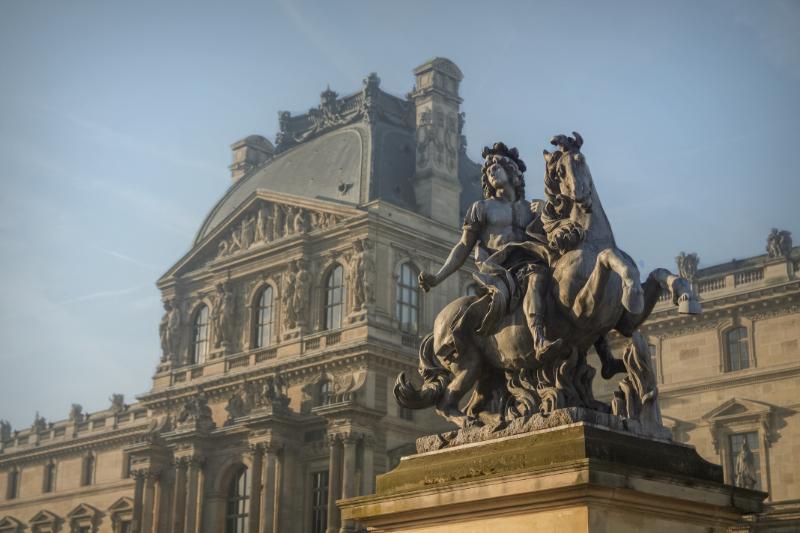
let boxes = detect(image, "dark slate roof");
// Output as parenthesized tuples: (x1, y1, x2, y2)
(195, 74, 481, 243)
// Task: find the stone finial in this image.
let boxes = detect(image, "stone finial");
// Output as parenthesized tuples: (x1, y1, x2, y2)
(229, 135, 275, 184)
(32, 412, 47, 433)
(766, 228, 792, 258)
(0, 420, 11, 442)
(675, 252, 699, 280)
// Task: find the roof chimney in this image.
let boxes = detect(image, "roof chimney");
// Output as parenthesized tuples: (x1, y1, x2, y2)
(409, 58, 464, 226)
(229, 135, 275, 184)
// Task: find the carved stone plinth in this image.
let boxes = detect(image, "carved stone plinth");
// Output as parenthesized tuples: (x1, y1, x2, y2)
(340, 423, 766, 533)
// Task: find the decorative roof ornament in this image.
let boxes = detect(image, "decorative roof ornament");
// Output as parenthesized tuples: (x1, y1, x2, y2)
(675, 252, 699, 281)
(766, 228, 792, 258)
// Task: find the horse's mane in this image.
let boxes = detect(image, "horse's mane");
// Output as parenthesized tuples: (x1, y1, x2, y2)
(541, 133, 586, 255)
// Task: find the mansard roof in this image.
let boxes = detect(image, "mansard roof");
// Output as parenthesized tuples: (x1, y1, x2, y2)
(195, 73, 483, 243)
(195, 75, 417, 243)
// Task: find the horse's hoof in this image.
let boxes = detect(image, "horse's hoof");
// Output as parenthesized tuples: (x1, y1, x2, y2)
(622, 284, 645, 315)
(601, 358, 626, 380)
(679, 297, 702, 315)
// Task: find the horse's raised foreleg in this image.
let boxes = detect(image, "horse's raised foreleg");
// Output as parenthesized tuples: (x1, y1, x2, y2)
(573, 248, 643, 319)
(615, 268, 701, 336)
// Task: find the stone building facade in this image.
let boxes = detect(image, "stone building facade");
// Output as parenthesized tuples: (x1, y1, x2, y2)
(0, 57, 798, 532)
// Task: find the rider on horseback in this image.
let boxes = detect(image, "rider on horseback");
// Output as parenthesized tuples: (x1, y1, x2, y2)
(419, 142, 562, 360)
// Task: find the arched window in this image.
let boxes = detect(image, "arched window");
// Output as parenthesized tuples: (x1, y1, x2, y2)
(190, 305, 209, 365)
(396, 263, 420, 334)
(324, 265, 344, 330)
(225, 467, 250, 533)
(43, 461, 56, 493)
(81, 454, 94, 486)
(319, 380, 333, 406)
(725, 327, 750, 372)
(255, 286, 274, 348)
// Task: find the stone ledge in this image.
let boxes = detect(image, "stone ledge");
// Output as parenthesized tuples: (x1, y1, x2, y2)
(416, 407, 671, 453)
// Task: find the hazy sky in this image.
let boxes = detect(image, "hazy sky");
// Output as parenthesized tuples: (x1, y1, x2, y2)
(1, 1, 798, 429)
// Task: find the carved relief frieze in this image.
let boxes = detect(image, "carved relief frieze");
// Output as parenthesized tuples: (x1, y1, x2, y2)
(214, 200, 346, 261)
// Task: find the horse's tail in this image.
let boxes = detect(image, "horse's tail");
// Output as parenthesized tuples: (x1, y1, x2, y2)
(394, 334, 451, 409)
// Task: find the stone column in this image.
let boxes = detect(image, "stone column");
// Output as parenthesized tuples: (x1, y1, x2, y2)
(131, 472, 145, 533)
(362, 435, 375, 495)
(339, 436, 359, 533)
(152, 474, 163, 533)
(141, 473, 157, 533)
(194, 461, 206, 533)
(272, 447, 283, 533)
(326, 435, 343, 533)
(172, 460, 187, 533)
(184, 459, 202, 533)
(248, 445, 263, 533)
(277, 446, 296, 533)
(259, 446, 277, 533)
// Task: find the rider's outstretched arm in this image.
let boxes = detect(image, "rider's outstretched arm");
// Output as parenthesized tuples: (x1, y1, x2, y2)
(420, 229, 478, 291)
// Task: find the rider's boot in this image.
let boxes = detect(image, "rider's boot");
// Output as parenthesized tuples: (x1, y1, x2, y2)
(528, 313, 563, 362)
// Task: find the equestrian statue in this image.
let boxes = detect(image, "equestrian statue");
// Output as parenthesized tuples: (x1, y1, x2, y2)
(395, 133, 701, 437)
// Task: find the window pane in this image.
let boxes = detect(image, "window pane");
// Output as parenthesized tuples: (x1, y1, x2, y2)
(192, 305, 209, 364)
(325, 266, 344, 330)
(311, 470, 329, 533)
(725, 327, 749, 372)
(256, 287, 273, 348)
(225, 468, 250, 533)
(397, 264, 420, 334)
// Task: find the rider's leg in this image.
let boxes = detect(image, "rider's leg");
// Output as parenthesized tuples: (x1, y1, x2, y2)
(524, 266, 559, 358)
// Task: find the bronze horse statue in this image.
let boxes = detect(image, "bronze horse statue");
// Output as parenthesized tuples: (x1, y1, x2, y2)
(395, 133, 700, 429)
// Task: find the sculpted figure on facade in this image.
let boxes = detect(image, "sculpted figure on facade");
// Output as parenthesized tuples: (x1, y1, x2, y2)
(349, 238, 374, 311)
(31, 412, 47, 433)
(735, 440, 758, 489)
(282, 262, 298, 330)
(675, 251, 699, 281)
(293, 258, 311, 324)
(0, 420, 10, 443)
(159, 299, 180, 361)
(396, 134, 701, 441)
(177, 393, 214, 429)
(210, 282, 235, 350)
(767, 228, 793, 258)
(260, 374, 289, 407)
(68, 404, 83, 424)
(224, 389, 247, 425)
(109, 393, 126, 414)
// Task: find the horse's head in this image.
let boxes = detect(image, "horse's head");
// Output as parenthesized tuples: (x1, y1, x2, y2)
(543, 132, 593, 212)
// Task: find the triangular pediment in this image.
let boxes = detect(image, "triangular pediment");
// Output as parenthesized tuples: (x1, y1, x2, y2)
(162, 190, 364, 280)
(702, 398, 773, 422)
(0, 516, 23, 530)
(29, 510, 59, 525)
(66, 502, 99, 519)
(107, 497, 133, 513)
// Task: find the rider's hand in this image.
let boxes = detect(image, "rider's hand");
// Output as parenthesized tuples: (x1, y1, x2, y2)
(419, 271, 438, 292)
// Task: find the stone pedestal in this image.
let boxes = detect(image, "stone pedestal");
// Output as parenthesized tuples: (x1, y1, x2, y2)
(340, 423, 766, 533)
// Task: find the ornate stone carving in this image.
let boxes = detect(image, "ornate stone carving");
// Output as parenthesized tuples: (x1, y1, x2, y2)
(258, 374, 289, 408)
(68, 403, 84, 423)
(109, 393, 126, 414)
(211, 282, 235, 350)
(282, 262, 298, 331)
(274, 76, 410, 152)
(31, 412, 47, 433)
(675, 251, 699, 281)
(415, 110, 433, 168)
(176, 393, 215, 431)
(767, 228, 792, 258)
(735, 440, 758, 489)
(348, 238, 375, 312)
(224, 389, 247, 425)
(294, 258, 311, 324)
(159, 299, 181, 362)
(215, 200, 346, 260)
(396, 135, 701, 441)
(0, 419, 11, 442)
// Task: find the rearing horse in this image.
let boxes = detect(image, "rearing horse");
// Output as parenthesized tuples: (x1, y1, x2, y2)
(395, 133, 700, 429)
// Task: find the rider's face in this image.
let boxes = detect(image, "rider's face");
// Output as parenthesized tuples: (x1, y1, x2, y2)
(487, 157, 510, 191)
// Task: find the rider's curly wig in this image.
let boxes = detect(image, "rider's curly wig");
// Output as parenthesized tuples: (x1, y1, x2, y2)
(481, 142, 526, 200)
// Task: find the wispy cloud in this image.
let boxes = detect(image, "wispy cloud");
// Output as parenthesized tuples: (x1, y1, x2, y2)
(54, 283, 149, 306)
(98, 248, 159, 272)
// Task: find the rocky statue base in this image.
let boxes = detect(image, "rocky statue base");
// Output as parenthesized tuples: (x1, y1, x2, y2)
(340, 423, 766, 533)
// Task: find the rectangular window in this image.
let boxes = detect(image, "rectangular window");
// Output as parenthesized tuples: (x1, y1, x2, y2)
(43, 462, 56, 493)
(6, 470, 19, 499)
(729, 431, 761, 490)
(311, 470, 329, 533)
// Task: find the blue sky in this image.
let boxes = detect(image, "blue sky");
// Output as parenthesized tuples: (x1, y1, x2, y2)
(0, 0, 798, 429)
